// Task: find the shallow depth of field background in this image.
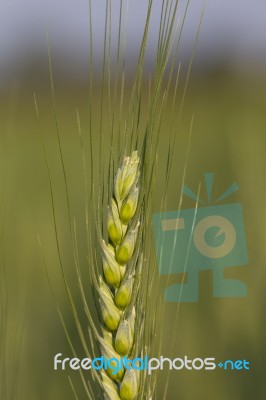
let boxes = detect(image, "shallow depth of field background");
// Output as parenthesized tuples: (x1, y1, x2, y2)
(1, 1, 266, 399)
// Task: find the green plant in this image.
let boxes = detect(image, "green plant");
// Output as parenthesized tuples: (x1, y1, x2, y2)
(93, 151, 143, 399)
(39, 0, 203, 399)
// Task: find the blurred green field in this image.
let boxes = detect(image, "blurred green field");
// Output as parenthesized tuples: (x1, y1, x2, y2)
(1, 67, 266, 399)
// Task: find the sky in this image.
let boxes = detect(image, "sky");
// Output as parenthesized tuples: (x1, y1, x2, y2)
(0, 0, 266, 86)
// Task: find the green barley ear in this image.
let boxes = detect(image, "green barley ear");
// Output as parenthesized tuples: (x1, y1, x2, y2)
(44, 0, 201, 398)
(96, 151, 143, 398)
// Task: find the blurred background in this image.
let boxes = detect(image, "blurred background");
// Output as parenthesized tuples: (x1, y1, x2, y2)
(1, 1, 265, 399)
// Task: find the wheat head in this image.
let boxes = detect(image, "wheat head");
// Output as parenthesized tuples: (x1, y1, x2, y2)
(94, 150, 144, 400)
